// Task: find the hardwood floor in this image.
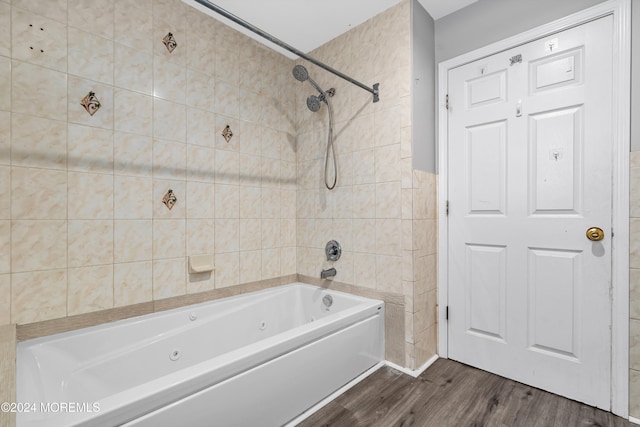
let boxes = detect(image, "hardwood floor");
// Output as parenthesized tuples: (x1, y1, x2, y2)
(297, 359, 632, 427)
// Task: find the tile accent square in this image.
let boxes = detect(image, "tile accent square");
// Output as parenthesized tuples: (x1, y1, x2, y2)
(162, 189, 177, 211)
(153, 180, 185, 219)
(222, 124, 233, 143)
(69, 77, 113, 128)
(80, 91, 102, 116)
(162, 32, 178, 53)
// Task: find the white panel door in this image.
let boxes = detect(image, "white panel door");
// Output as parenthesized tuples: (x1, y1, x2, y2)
(447, 16, 613, 409)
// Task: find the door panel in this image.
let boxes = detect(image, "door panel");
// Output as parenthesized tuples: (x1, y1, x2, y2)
(467, 121, 507, 214)
(530, 47, 583, 93)
(529, 106, 583, 214)
(527, 247, 582, 359)
(466, 70, 507, 108)
(447, 16, 613, 409)
(465, 244, 507, 341)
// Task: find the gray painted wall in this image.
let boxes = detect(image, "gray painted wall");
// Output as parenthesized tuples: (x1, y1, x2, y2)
(412, 0, 436, 172)
(435, 0, 607, 63)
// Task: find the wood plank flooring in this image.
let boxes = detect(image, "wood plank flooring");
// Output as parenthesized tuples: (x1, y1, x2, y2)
(298, 359, 632, 427)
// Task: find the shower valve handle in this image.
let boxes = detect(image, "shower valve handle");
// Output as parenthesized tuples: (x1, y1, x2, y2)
(325, 240, 342, 261)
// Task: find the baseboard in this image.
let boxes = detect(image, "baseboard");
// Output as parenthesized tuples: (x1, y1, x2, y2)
(284, 361, 386, 426)
(629, 416, 640, 425)
(386, 354, 439, 378)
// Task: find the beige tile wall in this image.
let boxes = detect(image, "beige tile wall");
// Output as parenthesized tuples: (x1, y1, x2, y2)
(0, 324, 16, 427)
(630, 151, 640, 418)
(295, 0, 437, 370)
(1, 0, 297, 327)
(1, 0, 431, 385)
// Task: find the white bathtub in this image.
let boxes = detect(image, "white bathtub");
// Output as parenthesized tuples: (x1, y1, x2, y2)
(16, 283, 384, 427)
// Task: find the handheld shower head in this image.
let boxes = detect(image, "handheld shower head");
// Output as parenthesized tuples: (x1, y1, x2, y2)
(292, 65, 308, 82)
(290, 64, 338, 190)
(306, 95, 322, 112)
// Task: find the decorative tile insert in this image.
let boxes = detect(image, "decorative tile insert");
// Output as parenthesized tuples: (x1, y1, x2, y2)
(80, 91, 101, 116)
(162, 188, 177, 210)
(162, 32, 178, 53)
(222, 124, 233, 143)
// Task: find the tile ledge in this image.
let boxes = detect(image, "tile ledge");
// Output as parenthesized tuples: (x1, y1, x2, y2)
(17, 274, 298, 341)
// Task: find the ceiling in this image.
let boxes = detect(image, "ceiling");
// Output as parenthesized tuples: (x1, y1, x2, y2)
(184, 0, 478, 59)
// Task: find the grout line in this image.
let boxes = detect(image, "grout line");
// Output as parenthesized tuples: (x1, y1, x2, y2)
(65, 0, 70, 319)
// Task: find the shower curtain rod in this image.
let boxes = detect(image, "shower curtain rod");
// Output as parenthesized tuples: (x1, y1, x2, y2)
(191, 0, 380, 103)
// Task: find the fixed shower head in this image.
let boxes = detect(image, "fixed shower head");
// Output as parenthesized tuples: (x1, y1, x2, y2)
(293, 64, 325, 96)
(293, 64, 332, 112)
(292, 65, 308, 82)
(306, 95, 322, 112)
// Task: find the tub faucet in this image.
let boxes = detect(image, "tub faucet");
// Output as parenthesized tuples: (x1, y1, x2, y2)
(321, 268, 337, 279)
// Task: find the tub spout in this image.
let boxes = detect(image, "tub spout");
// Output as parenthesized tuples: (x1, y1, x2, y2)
(321, 268, 337, 279)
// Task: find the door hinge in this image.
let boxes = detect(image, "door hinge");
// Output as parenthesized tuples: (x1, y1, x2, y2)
(445, 94, 449, 110)
(446, 200, 449, 216)
(446, 306, 449, 320)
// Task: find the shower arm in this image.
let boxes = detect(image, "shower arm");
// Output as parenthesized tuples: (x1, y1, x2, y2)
(190, 0, 380, 103)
